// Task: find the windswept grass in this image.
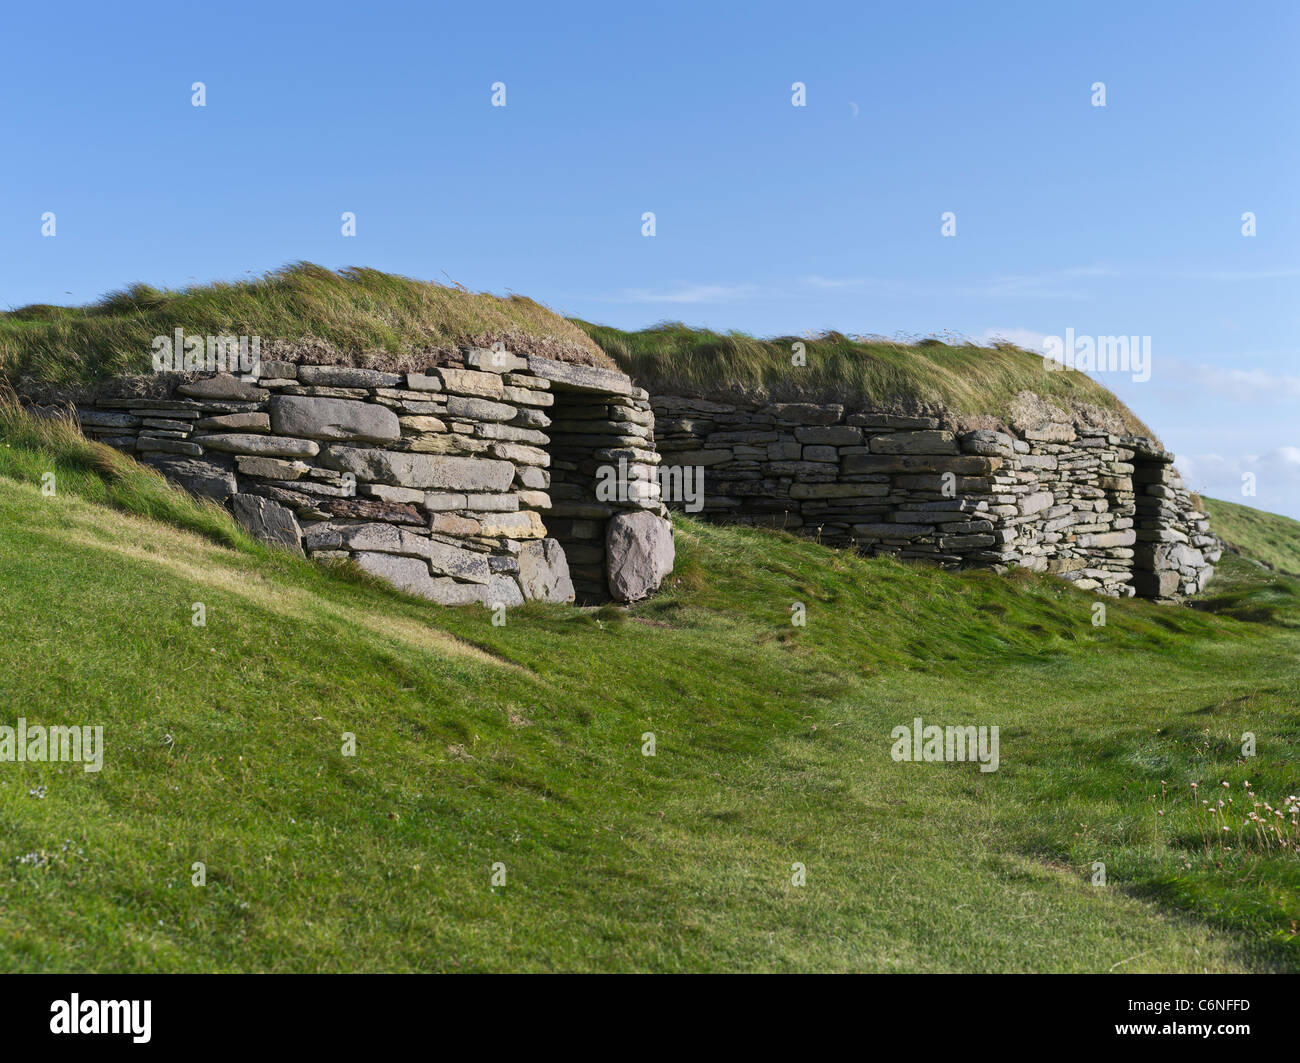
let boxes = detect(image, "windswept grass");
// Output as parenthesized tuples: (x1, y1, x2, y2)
(6, 265, 1148, 432)
(0, 263, 609, 390)
(0, 387, 250, 549)
(580, 320, 1151, 432)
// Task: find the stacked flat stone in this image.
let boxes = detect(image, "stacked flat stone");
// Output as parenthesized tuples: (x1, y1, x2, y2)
(542, 374, 661, 599)
(1130, 448, 1219, 598)
(652, 395, 1217, 601)
(64, 359, 1216, 604)
(71, 349, 673, 607)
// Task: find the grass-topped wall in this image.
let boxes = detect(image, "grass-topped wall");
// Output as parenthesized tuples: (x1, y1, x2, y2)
(576, 320, 1152, 435)
(0, 263, 612, 390)
(6, 264, 1147, 439)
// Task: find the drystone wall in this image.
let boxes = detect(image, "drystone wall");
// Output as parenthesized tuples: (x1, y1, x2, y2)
(651, 394, 1218, 600)
(63, 350, 674, 607)
(42, 348, 1217, 605)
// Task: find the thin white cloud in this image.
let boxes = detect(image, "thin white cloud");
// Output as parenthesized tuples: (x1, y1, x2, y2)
(1175, 446, 1300, 520)
(1171, 267, 1300, 282)
(1186, 366, 1300, 402)
(801, 274, 904, 292)
(590, 283, 763, 305)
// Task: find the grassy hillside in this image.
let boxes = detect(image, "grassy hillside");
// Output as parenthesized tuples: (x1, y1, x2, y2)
(579, 320, 1151, 432)
(1202, 496, 1300, 576)
(3, 265, 1148, 435)
(0, 263, 609, 390)
(0, 412, 1297, 972)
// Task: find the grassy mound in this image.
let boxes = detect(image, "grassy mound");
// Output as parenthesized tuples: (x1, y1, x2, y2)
(579, 320, 1151, 433)
(0, 263, 610, 390)
(0, 405, 1296, 972)
(1202, 496, 1300, 576)
(5, 265, 1147, 434)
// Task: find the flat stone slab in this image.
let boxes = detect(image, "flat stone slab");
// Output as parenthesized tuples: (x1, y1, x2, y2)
(869, 430, 958, 455)
(297, 366, 403, 388)
(199, 433, 321, 458)
(525, 356, 633, 396)
(143, 456, 238, 501)
(176, 374, 269, 402)
(269, 395, 400, 442)
(230, 493, 304, 554)
(353, 552, 490, 605)
(77, 409, 139, 428)
(327, 446, 514, 491)
(196, 412, 270, 432)
(842, 454, 998, 476)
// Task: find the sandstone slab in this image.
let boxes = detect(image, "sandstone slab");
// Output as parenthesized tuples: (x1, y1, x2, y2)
(518, 538, 576, 603)
(270, 395, 400, 442)
(199, 433, 320, 458)
(230, 493, 304, 554)
(328, 446, 514, 491)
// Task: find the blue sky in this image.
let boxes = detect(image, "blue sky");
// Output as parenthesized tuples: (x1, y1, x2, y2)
(3, 0, 1297, 516)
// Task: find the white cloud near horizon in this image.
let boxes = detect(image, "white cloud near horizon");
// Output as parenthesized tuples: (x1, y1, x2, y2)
(587, 260, 1300, 310)
(1176, 446, 1300, 520)
(1184, 365, 1300, 403)
(588, 283, 763, 304)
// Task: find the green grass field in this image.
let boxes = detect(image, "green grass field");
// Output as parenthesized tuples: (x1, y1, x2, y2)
(0, 409, 1297, 972)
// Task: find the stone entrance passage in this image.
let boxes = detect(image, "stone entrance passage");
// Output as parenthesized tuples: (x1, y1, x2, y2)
(523, 357, 673, 604)
(1129, 445, 1215, 599)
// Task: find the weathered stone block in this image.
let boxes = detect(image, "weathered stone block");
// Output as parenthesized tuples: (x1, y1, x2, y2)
(269, 396, 400, 442)
(518, 538, 576, 603)
(144, 456, 238, 501)
(842, 454, 996, 476)
(200, 433, 320, 458)
(446, 396, 516, 422)
(605, 511, 674, 602)
(475, 510, 547, 539)
(328, 446, 514, 491)
(437, 368, 507, 397)
(297, 366, 402, 388)
(869, 430, 958, 455)
(230, 493, 304, 554)
(236, 456, 310, 480)
(1018, 491, 1057, 516)
(177, 374, 269, 402)
(485, 574, 526, 608)
(960, 430, 1016, 456)
(196, 411, 271, 432)
(795, 426, 861, 446)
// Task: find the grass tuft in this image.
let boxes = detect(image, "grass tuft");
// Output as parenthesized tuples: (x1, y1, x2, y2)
(579, 319, 1151, 432)
(0, 263, 609, 390)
